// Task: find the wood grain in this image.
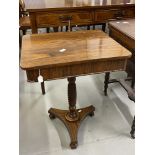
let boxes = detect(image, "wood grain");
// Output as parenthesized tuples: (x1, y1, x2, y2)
(48, 105, 95, 149)
(109, 19, 135, 40)
(24, 0, 135, 11)
(20, 30, 131, 69)
(24, 0, 135, 33)
(19, 16, 31, 28)
(20, 28, 132, 149)
(104, 18, 135, 95)
(108, 19, 135, 66)
(20, 30, 131, 81)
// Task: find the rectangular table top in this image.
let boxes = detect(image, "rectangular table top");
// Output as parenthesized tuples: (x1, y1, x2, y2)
(25, 0, 135, 11)
(108, 19, 135, 40)
(20, 30, 131, 70)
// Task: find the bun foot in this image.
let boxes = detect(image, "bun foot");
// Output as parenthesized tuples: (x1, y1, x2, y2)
(70, 141, 77, 149)
(89, 111, 94, 117)
(49, 113, 56, 119)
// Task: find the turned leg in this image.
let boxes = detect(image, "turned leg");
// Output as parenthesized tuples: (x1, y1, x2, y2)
(60, 26, 63, 32)
(46, 27, 50, 33)
(87, 25, 90, 30)
(48, 77, 95, 149)
(41, 81, 45, 95)
(53, 27, 59, 32)
(65, 77, 79, 121)
(131, 71, 135, 88)
(70, 26, 73, 32)
(19, 30, 22, 49)
(65, 77, 79, 148)
(130, 116, 135, 139)
(22, 29, 26, 35)
(102, 23, 106, 32)
(104, 72, 110, 96)
(66, 26, 68, 32)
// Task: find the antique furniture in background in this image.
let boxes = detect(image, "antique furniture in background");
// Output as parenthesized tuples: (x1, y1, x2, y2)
(20, 30, 131, 149)
(104, 19, 135, 95)
(103, 19, 135, 138)
(19, 0, 49, 94)
(24, 0, 135, 33)
(19, 3, 46, 94)
(19, 1, 31, 47)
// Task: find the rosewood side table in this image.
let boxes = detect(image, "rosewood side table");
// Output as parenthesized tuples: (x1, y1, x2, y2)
(20, 30, 131, 149)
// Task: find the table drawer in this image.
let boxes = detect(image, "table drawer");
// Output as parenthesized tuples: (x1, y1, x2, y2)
(95, 8, 135, 22)
(36, 11, 93, 27)
(26, 59, 127, 82)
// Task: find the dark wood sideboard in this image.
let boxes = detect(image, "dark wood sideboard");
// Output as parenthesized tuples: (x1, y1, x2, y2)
(24, 0, 135, 33)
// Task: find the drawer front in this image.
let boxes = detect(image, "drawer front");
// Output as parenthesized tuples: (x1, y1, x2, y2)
(123, 8, 135, 18)
(26, 59, 127, 82)
(95, 7, 135, 22)
(36, 11, 93, 27)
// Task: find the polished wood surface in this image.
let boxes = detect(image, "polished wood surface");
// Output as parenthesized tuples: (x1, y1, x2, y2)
(108, 19, 135, 80)
(25, 0, 135, 10)
(20, 29, 132, 149)
(108, 19, 135, 53)
(49, 104, 95, 148)
(108, 19, 135, 75)
(109, 19, 135, 40)
(21, 30, 131, 70)
(21, 30, 131, 81)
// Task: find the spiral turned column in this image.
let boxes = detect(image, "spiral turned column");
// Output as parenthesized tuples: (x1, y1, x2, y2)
(65, 77, 79, 121)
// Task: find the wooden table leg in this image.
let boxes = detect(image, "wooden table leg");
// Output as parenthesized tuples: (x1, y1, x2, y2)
(130, 116, 135, 139)
(46, 27, 50, 33)
(53, 27, 59, 32)
(104, 72, 110, 96)
(48, 77, 95, 149)
(66, 26, 68, 32)
(102, 23, 106, 32)
(41, 81, 45, 95)
(87, 25, 90, 30)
